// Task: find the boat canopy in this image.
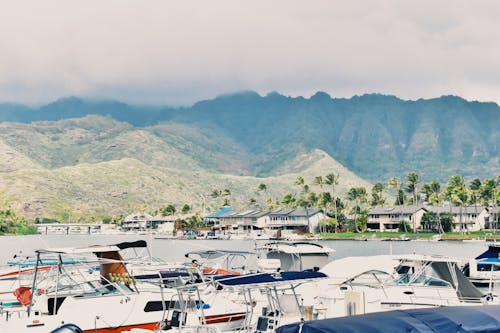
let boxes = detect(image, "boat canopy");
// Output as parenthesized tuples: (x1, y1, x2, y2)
(277, 305, 500, 333)
(214, 271, 327, 288)
(478, 258, 500, 265)
(260, 242, 335, 254)
(185, 249, 255, 259)
(36, 240, 147, 255)
(475, 244, 500, 260)
(395, 254, 462, 263)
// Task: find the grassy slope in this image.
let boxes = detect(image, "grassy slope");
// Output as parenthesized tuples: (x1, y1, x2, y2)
(0, 150, 370, 220)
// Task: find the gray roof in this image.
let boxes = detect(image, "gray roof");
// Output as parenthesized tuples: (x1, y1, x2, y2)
(425, 205, 486, 214)
(219, 210, 267, 218)
(368, 206, 425, 215)
(269, 208, 322, 217)
(489, 207, 500, 214)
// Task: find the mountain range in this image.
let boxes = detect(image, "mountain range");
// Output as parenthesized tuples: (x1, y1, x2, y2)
(0, 91, 498, 219)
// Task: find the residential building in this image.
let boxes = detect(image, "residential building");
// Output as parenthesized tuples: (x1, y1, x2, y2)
(267, 208, 324, 234)
(487, 207, 500, 230)
(204, 206, 234, 229)
(367, 206, 427, 232)
(424, 205, 488, 232)
(121, 213, 154, 231)
(218, 209, 268, 234)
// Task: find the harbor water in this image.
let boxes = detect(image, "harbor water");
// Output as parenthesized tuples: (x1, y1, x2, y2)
(0, 234, 489, 264)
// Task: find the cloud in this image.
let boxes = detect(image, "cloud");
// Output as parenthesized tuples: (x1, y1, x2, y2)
(1, 0, 500, 105)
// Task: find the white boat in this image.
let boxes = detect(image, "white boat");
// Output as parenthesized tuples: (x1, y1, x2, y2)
(463, 243, 500, 288)
(0, 240, 249, 333)
(118, 271, 328, 333)
(256, 242, 335, 272)
(297, 254, 495, 319)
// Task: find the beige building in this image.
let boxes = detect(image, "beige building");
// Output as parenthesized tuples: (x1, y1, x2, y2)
(267, 208, 325, 234)
(218, 210, 269, 234)
(367, 206, 427, 232)
(425, 205, 488, 232)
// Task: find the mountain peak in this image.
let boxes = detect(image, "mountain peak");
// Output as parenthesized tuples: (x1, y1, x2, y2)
(310, 91, 332, 101)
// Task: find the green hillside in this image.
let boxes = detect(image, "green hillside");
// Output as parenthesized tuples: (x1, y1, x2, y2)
(0, 152, 370, 220)
(0, 91, 499, 219)
(1, 92, 497, 181)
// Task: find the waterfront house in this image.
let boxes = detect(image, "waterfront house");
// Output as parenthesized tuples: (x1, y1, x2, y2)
(487, 207, 500, 230)
(367, 206, 427, 232)
(121, 213, 154, 231)
(424, 205, 488, 232)
(267, 208, 324, 234)
(218, 209, 268, 234)
(204, 206, 234, 229)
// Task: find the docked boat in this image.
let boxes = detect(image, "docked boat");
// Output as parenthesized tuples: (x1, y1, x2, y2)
(115, 270, 328, 333)
(463, 243, 500, 287)
(0, 240, 239, 333)
(256, 242, 335, 272)
(297, 254, 496, 319)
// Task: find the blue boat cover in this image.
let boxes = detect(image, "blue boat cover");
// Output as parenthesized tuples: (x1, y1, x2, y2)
(214, 271, 327, 286)
(277, 306, 500, 333)
(478, 258, 500, 265)
(475, 245, 500, 260)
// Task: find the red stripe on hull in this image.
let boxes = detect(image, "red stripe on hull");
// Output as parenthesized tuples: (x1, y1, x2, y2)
(0, 266, 52, 279)
(202, 312, 247, 324)
(83, 322, 159, 333)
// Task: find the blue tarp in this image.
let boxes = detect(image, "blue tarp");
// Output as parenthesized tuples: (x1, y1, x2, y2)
(205, 206, 233, 218)
(277, 306, 500, 333)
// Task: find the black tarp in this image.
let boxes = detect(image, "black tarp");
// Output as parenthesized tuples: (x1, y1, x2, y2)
(115, 240, 148, 249)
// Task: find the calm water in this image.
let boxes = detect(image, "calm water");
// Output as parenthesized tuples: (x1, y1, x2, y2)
(0, 234, 488, 264)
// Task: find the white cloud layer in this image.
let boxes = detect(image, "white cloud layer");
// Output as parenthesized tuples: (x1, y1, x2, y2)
(1, 0, 500, 105)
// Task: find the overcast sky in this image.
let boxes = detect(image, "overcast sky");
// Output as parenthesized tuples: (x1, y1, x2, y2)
(1, 0, 500, 105)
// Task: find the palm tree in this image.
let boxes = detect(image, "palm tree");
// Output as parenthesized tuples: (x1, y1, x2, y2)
(325, 173, 339, 220)
(370, 182, 385, 207)
(160, 204, 176, 217)
(469, 178, 482, 229)
(211, 188, 231, 208)
(422, 180, 442, 205)
(388, 177, 407, 232)
(444, 175, 469, 233)
(281, 193, 296, 208)
(347, 187, 367, 232)
(257, 183, 267, 192)
(313, 176, 324, 189)
(211, 189, 222, 199)
(405, 172, 420, 205)
(181, 204, 191, 214)
(295, 176, 305, 186)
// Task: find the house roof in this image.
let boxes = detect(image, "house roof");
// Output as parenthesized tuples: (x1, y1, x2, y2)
(123, 212, 153, 222)
(219, 209, 268, 218)
(425, 205, 486, 214)
(269, 208, 322, 217)
(368, 206, 425, 215)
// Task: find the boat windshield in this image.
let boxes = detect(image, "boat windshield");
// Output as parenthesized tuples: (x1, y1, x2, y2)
(394, 274, 451, 287)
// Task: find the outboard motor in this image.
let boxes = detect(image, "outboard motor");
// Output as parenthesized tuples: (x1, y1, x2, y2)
(50, 324, 84, 333)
